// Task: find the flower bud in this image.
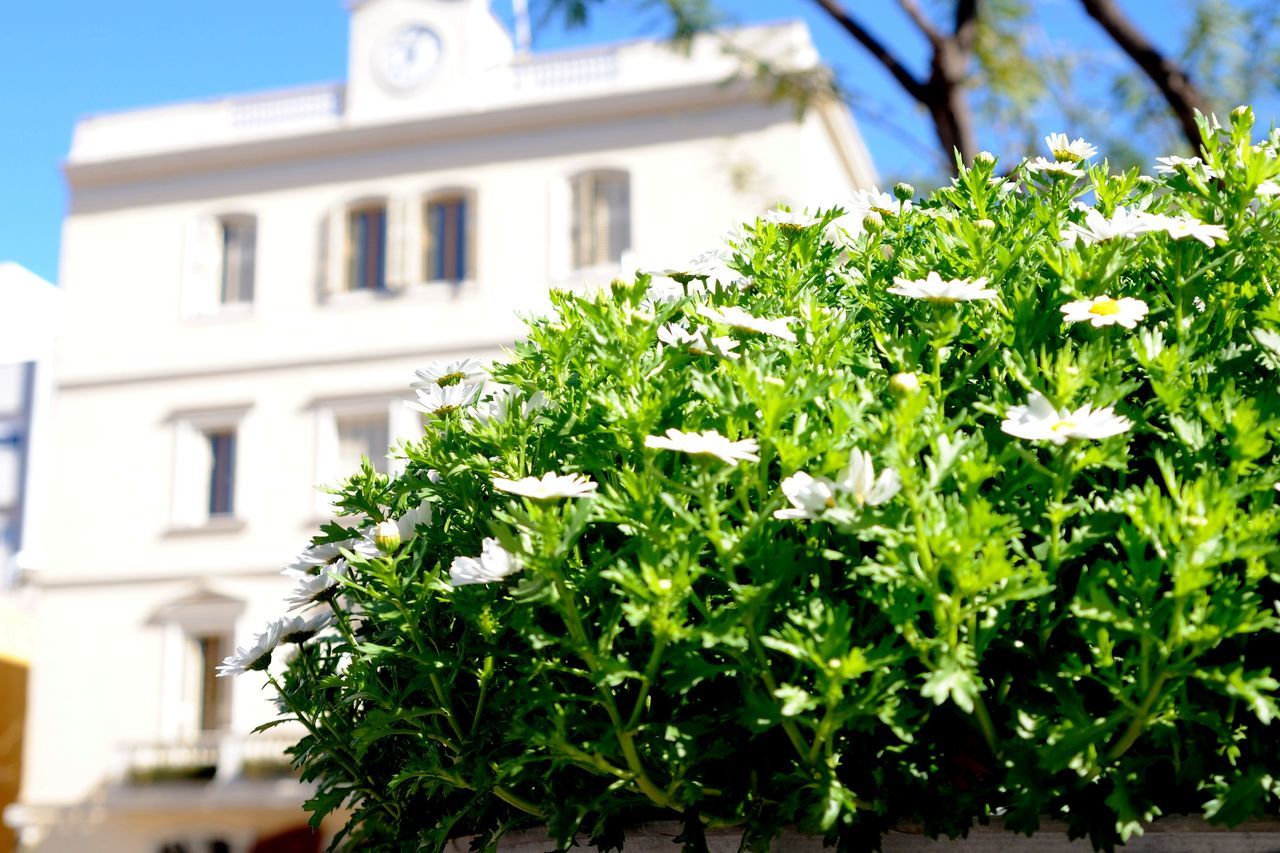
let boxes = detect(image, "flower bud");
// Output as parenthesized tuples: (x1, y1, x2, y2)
(889, 372, 921, 396)
(893, 182, 915, 201)
(974, 151, 997, 167)
(975, 218, 996, 231)
(1230, 104, 1254, 132)
(862, 211, 884, 232)
(373, 520, 401, 554)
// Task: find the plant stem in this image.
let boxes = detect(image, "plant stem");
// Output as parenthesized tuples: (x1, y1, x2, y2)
(1104, 671, 1170, 763)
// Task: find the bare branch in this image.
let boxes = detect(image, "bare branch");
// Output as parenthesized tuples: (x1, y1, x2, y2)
(810, 0, 927, 101)
(1078, 0, 1210, 151)
(953, 0, 980, 53)
(896, 0, 946, 49)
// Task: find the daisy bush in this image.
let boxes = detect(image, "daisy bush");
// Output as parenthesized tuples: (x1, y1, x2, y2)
(239, 108, 1280, 851)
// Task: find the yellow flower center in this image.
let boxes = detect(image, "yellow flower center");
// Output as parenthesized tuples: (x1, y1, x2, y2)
(438, 372, 465, 387)
(1054, 149, 1084, 163)
(1050, 420, 1076, 433)
(1088, 298, 1121, 316)
(825, 496, 836, 508)
(871, 206, 896, 216)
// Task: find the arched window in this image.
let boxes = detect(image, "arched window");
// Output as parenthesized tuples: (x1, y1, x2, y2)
(571, 170, 630, 269)
(346, 201, 387, 291)
(423, 190, 475, 283)
(217, 214, 256, 306)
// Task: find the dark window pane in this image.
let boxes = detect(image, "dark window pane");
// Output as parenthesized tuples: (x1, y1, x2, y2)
(197, 635, 229, 731)
(207, 430, 236, 517)
(427, 197, 468, 282)
(349, 207, 386, 291)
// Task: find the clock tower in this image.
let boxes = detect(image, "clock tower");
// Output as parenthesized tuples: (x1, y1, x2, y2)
(345, 0, 515, 123)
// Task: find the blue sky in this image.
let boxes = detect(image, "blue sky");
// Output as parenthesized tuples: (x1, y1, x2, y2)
(0, 1, 1242, 281)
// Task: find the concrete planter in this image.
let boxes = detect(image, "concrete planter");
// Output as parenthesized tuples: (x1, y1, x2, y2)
(447, 818, 1280, 852)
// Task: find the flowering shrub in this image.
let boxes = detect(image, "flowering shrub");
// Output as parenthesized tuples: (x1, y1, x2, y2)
(234, 109, 1280, 851)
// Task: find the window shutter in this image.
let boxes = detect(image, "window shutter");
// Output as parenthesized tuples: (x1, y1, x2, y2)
(607, 175, 632, 263)
(171, 421, 207, 528)
(386, 197, 408, 289)
(181, 216, 221, 316)
(321, 205, 346, 298)
(313, 408, 340, 516)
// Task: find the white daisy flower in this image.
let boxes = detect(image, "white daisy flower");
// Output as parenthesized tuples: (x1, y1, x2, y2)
(837, 450, 902, 507)
(283, 540, 350, 577)
(1154, 155, 1218, 179)
(411, 358, 487, 389)
(279, 610, 333, 644)
(1256, 180, 1280, 197)
(1044, 132, 1098, 163)
(285, 560, 349, 610)
(1061, 295, 1149, 329)
(450, 538, 522, 586)
(1023, 157, 1085, 178)
(470, 386, 548, 425)
(1000, 393, 1132, 445)
(643, 251, 745, 291)
(887, 271, 996, 304)
(216, 620, 283, 677)
(846, 188, 911, 218)
(760, 208, 819, 230)
(828, 189, 912, 240)
(644, 428, 760, 465)
(406, 382, 482, 418)
(641, 277, 686, 310)
(696, 304, 797, 341)
(1059, 206, 1155, 248)
(1144, 214, 1228, 247)
(774, 472, 839, 520)
(395, 498, 433, 541)
(657, 322, 740, 359)
(492, 472, 598, 500)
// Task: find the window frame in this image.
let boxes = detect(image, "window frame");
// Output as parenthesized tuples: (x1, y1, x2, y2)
(423, 189, 477, 284)
(168, 407, 249, 531)
(311, 396, 419, 518)
(147, 588, 245, 742)
(217, 214, 257, 307)
(570, 169, 631, 270)
(346, 201, 389, 292)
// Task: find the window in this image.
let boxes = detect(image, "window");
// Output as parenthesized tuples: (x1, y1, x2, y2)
(148, 589, 244, 742)
(170, 409, 247, 529)
(205, 428, 236, 518)
(347, 204, 387, 291)
(336, 411, 389, 475)
(218, 216, 256, 305)
(571, 170, 631, 268)
(195, 634, 230, 731)
(424, 194, 473, 282)
(313, 399, 418, 515)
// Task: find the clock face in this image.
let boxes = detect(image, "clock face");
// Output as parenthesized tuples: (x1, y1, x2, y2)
(374, 24, 443, 92)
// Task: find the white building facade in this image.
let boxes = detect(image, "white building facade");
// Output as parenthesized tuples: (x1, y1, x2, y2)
(8, 1, 874, 850)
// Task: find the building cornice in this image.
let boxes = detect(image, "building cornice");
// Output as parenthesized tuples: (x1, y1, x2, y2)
(65, 78, 767, 190)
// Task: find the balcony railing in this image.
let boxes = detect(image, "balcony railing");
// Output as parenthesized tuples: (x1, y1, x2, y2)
(113, 730, 301, 786)
(513, 49, 619, 89)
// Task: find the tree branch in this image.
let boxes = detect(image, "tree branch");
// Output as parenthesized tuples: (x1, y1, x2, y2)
(1078, 0, 1210, 151)
(811, 0, 927, 101)
(897, 0, 946, 49)
(953, 0, 979, 53)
